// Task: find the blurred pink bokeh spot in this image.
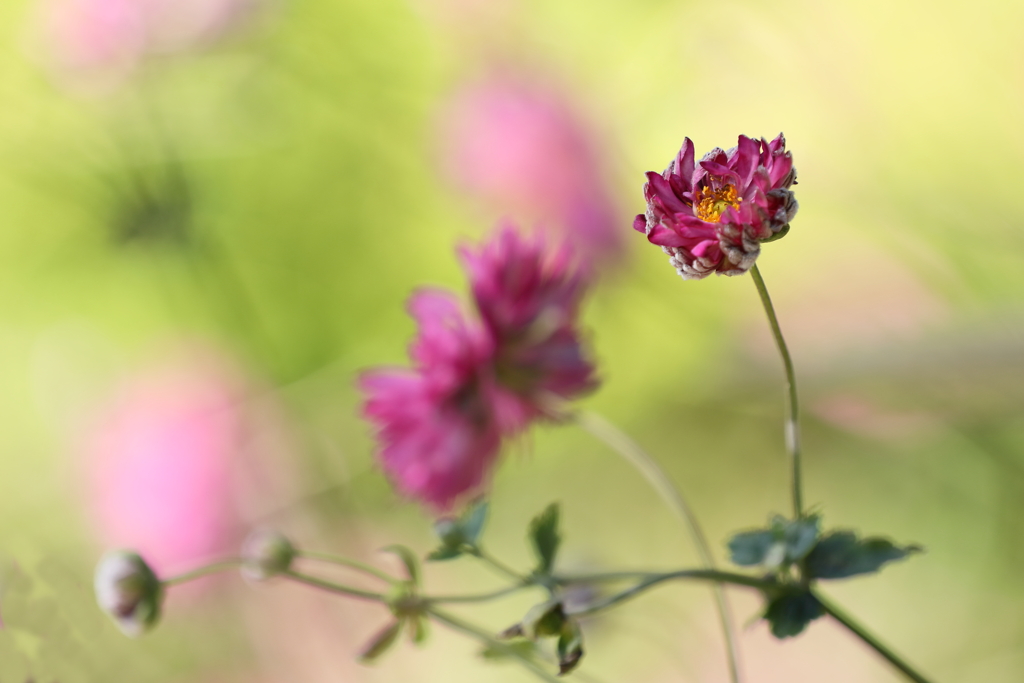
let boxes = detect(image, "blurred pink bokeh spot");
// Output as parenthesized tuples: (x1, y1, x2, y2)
(84, 350, 258, 574)
(39, 0, 258, 82)
(438, 77, 625, 267)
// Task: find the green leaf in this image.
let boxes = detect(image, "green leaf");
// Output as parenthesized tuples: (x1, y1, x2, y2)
(461, 499, 489, 545)
(529, 503, 561, 574)
(783, 516, 821, 562)
(381, 545, 421, 586)
(727, 529, 777, 567)
(557, 620, 584, 676)
(804, 531, 921, 580)
(358, 620, 403, 663)
(763, 589, 824, 639)
(425, 546, 463, 562)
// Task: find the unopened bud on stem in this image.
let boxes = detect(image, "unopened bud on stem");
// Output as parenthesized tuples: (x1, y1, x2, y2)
(94, 550, 163, 637)
(241, 529, 295, 581)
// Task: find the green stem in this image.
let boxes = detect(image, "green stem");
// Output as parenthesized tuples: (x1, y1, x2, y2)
(296, 550, 397, 584)
(427, 583, 534, 604)
(469, 546, 531, 584)
(750, 264, 804, 518)
(565, 570, 775, 617)
(427, 607, 563, 683)
(575, 410, 743, 683)
(814, 591, 935, 683)
(280, 570, 386, 603)
(162, 559, 241, 587)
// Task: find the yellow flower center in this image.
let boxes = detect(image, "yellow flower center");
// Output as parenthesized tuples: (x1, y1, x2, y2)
(695, 183, 741, 223)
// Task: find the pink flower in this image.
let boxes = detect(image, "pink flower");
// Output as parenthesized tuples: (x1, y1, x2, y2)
(438, 78, 624, 266)
(360, 291, 501, 512)
(84, 352, 249, 574)
(634, 134, 797, 280)
(460, 225, 597, 433)
(360, 226, 597, 512)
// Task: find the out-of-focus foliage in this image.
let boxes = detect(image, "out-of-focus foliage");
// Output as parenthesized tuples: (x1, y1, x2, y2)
(1, 0, 1023, 680)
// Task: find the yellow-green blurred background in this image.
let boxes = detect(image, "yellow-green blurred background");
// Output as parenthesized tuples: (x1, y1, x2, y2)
(2, 0, 1023, 680)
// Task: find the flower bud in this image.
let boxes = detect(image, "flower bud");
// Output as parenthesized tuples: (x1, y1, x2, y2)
(240, 529, 295, 581)
(94, 550, 163, 637)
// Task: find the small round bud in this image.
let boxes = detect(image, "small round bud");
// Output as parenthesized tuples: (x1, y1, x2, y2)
(241, 529, 295, 581)
(94, 550, 163, 638)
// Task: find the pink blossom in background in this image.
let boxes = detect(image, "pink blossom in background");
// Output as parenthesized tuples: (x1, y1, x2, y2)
(38, 0, 259, 82)
(360, 290, 501, 512)
(438, 78, 625, 267)
(634, 134, 798, 280)
(460, 225, 597, 433)
(85, 351, 250, 574)
(360, 225, 597, 512)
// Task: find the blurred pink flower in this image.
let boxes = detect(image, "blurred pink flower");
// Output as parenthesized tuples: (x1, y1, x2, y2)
(39, 0, 258, 81)
(360, 290, 501, 512)
(360, 225, 597, 512)
(84, 351, 251, 574)
(460, 225, 597, 433)
(438, 78, 624, 267)
(634, 134, 798, 280)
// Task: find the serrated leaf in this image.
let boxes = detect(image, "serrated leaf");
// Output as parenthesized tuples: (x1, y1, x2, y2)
(784, 516, 821, 562)
(727, 529, 777, 566)
(804, 531, 921, 580)
(529, 503, 561, 574)
(381, 545, 421, 585)
(461, 499, 489, 545)
(557, 620, 584, 676)
(763, 590, 824, 639)
(358, 620, 403, 663)
(426, 546, 464, 562)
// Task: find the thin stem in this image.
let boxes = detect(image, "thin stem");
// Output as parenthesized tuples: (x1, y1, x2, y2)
(575, 410, 743, 683)
(566, 570, 774, 618)
(427, 583, 533, 605)
(280, 570, 386, 603)
(427, 607, 562, 683)
(469, 546, 531, 584)
(162, 559, 241, 587)
(296, 550, 397, 584)
(814, 591, 935, 683)
(750, 264, 804, 518)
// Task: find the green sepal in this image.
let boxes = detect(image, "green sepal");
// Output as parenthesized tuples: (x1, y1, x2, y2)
(426, 499, 490, 562)
(763, 588, 824, 639)
(407, 615, 429, 645)
(528, 503, 561, 575)
(804, 531, 921, 580)
(761, 223, 790, 243)
(556, 620, 584, 676)
(358, 620, 403, 663)
(381, 545, 421, 586)
(425, 546, 463, 562)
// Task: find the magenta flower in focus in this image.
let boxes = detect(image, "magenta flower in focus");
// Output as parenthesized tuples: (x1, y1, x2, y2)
(360, 226, 597, 512)
(633, 134, 797, 280)
(439, 78, 624, 266)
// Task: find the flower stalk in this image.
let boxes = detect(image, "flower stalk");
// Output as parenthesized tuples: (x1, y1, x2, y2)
(750, 264, 804, 518)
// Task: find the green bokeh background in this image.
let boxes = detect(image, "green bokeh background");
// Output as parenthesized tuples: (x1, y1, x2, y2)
(2, 0, 1023, 680)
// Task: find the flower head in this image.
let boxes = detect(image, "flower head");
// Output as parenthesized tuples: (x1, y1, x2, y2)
(94, 550, 163, 637)
(360, 225, 597, 512)
(634, 134, 797, 280)
(360, 290, 501, 512)
(460, 225, 597, 433)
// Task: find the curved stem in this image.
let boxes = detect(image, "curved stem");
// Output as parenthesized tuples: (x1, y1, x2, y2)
(162, 559, 241, 587)
(280, 569, 386, 603)
(814, 591, 935, 683)
(427, 607, 563, 683)
(575, 410, 743, 683)
(427, 583, 534, 605)
(469, 546, 531, 584)
(750, 264, 804, 518)
(296, 550, 397, 584)
(565, 570, 774, 618)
